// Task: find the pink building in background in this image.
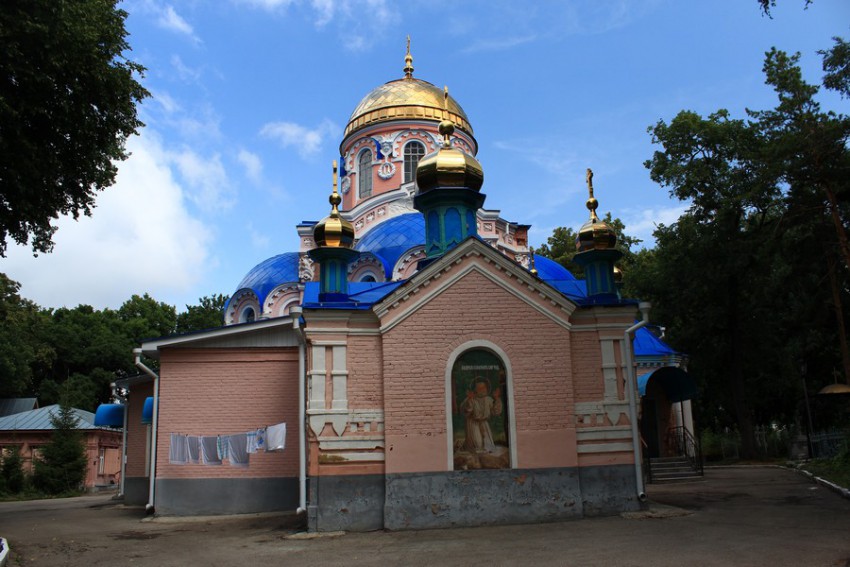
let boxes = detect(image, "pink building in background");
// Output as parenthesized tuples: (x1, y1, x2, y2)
(117, 47, 697, 531)
(0, 404, 122, 490)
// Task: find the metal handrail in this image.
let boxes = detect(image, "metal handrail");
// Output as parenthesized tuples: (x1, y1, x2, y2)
(667, 426, 703, 475)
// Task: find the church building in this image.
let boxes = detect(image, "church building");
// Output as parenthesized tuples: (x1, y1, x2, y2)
(107, 46, 696, 531)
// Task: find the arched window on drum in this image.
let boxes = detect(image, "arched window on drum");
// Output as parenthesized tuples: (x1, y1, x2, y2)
(358, 149, 373, 198)
(403, 140, 426, 183)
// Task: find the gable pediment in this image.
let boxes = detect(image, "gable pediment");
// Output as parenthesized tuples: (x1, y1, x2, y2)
(373, 238, 576, 332)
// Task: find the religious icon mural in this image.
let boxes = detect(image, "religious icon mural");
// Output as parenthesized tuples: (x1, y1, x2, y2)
(451, 349, 510, 470)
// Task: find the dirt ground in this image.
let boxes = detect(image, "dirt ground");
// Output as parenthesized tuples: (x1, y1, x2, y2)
(1, 467, 849, 567)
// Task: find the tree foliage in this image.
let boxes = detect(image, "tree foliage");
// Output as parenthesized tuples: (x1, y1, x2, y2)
(176, 294, 228, 333)
(1, 445, 26, 494)
(0, 279, 226, 410)
(33, 402, 87, 494)
(0, 0, 149, 256)
(633, 39, 849, 456)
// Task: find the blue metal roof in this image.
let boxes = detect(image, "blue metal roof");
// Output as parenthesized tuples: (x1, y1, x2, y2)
(234, 252, 301, 306)
(0, 405, 98, 431)
(638, 367, 698, 402)
(142, 397, 154, 424)
(355, 213, 425, 278)
(94, 404, 125, 427)
(633, 326, 678, 357)
(301, 281, 403, 309)
(534, 255, 577, 282)
(0, 398, 38, 418)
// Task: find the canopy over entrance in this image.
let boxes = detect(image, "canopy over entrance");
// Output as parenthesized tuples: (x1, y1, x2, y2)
(638, 367, 698, 403)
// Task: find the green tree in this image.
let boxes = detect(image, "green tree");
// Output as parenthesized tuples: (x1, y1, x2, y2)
(176, 294, 228, 333)
(1, 445, 26, 494)
(0, 273, 54, 398)
(0, 0, 149, 256)
(118, 294, 177, 341)
(638, 40, 849, 455)
(33, 402, 87, 494)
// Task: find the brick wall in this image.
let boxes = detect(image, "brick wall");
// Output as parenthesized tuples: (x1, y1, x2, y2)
(347, 335, 383, 409)
(381, 269, 574, 472)
(155, 347, 299, 479)
(570, 331, 605, 403)
(126, 380, 153, 477)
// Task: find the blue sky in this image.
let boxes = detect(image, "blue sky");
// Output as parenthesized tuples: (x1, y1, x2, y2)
(2, 0, 847, 311)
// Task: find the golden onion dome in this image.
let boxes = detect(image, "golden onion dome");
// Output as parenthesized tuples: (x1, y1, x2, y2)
(343, 41, 474, 141)
(313, 161, 355, 248)
(415, 99, 484, 192)
(576, 168, 617, 253)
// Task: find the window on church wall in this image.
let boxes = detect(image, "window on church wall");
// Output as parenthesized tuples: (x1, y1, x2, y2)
(445, 207, 462, 245)
(403, 140, 425, 183)
(465, 210, 476, 237)
(451, 349, 510, 471)
(240, 306, 255, 323)
(427, 210, 440, 254)
(358, 149, 373, 198)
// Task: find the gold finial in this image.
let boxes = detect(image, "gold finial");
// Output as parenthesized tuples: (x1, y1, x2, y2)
(329, 160, 341, 212)
(314, 159, 355, 248)
(403, 35, 414, 78)
(529, 247, 538, 276)
(438, 85, 455, 147)
(585, 168, 599, 222)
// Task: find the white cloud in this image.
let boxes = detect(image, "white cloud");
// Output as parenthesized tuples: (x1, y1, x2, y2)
(622, 205, 689, 246)
(237, 150, 263, 183)
(170, 149, 235, 212)
(171, 55, 203, 83)
(234, 0, 399, 44)
(260, 119, 338, 158)
(247, 222, 270, 249)
(156, 5, 201, 43)
(462, 35, 537, 54)
(493, 140, 581, 178)
(1, 133, 214, 310)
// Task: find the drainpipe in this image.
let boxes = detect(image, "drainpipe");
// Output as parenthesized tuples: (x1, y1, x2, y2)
(133, 348, 159, 514)
(289, 306, 307, 514)
(622, 301, 651, 503)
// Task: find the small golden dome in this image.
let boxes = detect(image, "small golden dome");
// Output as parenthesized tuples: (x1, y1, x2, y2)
(416, 88, 483, 192)
(343, 41, 474, 141)
(314, 161, 355, 248)
(576, 168, 617, 253)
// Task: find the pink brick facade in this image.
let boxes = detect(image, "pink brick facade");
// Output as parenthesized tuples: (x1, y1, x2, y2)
(380, 268, 576, 472)
(125, 381, 152, 479)
(155, 348, 299, 481)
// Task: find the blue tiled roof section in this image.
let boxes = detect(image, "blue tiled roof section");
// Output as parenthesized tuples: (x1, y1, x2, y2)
(355, 213, 425, 278)
(549, 280, 587, 302)
(633, 326, 678, 356)
(534, 255, 577, 281)
(301, 281, 403, 309)
(235, 252, 301, 305)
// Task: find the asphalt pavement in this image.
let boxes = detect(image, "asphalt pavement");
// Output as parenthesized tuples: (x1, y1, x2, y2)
(1, 466, 848, 567)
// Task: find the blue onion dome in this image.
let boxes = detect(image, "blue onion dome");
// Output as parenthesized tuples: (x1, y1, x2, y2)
(354, 213, 425, 278)
(533, 255, 577, 282)
(234, 252, 300, 306)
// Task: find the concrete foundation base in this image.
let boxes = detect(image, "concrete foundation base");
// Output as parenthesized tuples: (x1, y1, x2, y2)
(307, 474, 385, 532)
(123, 477, 149, 506)
(306, 464, 639, 531)
(155, 477, 298, 516)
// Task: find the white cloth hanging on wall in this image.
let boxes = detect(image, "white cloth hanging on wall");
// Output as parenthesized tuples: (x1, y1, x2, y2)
(266, 422, 286, 452)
